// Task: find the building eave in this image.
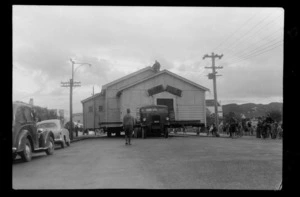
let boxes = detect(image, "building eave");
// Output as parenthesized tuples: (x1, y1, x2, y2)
(116, 69, 209, 96)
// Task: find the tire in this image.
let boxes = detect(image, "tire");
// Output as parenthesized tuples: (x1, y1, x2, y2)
(142, 128, 147, 139)
(61, 139, 65, 149)
(20, 138, 32, 162)
(45, 136, 55, 155)
(164, 128, 169, 138)
(12, 153, 17, 161)
(107, 131, 111, 137)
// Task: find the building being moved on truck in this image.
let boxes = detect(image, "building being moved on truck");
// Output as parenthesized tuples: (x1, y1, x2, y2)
(81, 62, 209, 137)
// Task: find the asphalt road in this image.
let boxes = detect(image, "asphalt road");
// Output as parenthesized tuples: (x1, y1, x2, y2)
(12, 135, 282, 189)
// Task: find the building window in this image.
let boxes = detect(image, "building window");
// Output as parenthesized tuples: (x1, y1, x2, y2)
(89, 106, 93, 112)
(98, 106, 103, 112)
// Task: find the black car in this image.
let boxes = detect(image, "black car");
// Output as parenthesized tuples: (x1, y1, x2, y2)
(139, 105, 170, 138)
(12, 101, 55, 162)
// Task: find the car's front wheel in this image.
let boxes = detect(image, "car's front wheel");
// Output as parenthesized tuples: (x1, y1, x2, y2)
(45, 136, 54, 155)
(20, 138, 32, 162)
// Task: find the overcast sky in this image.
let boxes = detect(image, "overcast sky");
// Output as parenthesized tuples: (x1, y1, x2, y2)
(13, 6, 283, 113)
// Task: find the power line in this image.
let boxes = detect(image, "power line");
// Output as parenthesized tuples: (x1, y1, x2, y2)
(211, 8, 264, 53)
(225, 39, 283, 63)
(222, 27, 283, 62)
(224, 35, 283, 63)
(227, 41, 283, 65)
(221, 14, 283, 56)
(221, 11, 277, 53)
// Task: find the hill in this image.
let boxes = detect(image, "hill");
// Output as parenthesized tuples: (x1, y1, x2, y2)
(222, 102, 282, 118)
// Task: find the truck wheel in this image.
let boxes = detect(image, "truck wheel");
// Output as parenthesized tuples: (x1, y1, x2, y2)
(107, 131, 111, 137)
(165, 128, 169, 138)
(20, 138, 32, 162)
(45, 137, 55, 155)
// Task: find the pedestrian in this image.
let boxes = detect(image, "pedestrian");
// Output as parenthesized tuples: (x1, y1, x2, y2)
(206, 125, 210, 136)
(247, 121, 253, 136)
(256, 119, 262, 138)
(123, 108, 135, 145)
(74, 124, 79, 137)
(229, 117, 237, 138)
(277, 123, 283, 139)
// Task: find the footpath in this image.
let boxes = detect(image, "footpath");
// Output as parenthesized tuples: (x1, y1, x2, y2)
(71, 131, 106, 143)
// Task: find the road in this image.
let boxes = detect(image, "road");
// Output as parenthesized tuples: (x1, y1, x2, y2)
(13, 134, 282, 189)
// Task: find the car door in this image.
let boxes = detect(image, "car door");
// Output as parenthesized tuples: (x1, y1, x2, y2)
(23, 106, 38, 148)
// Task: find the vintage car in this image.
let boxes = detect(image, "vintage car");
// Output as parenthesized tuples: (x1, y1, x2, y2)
(12, 101, 55, 162)
(37, 119, 71, 148)
(139, 105, 170, 138)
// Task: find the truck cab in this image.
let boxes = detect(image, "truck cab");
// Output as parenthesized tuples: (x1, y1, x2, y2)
(139, 105, 170, 138)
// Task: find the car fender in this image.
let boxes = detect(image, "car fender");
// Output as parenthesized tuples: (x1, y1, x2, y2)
(39, 130, 55, 147)
(44, 130, 55, 147)
(17, 130, 32, 152)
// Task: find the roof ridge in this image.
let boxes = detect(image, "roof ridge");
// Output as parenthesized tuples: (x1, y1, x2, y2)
(117, 69, 209, 95)
(102, 66, 153, 89)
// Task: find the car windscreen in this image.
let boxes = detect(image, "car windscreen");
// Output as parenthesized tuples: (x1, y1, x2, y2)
(37, 122, 58, 130)
(141, 108, 168, 113)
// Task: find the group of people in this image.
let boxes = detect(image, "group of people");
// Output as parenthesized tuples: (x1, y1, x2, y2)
(211, 115, 283, 139)
(255, 116, 283, 139)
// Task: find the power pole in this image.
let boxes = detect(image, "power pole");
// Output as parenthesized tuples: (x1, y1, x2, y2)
(61, 59, 91, 140)
(203, 52, 223, 127)
(61, 79, 81, 140)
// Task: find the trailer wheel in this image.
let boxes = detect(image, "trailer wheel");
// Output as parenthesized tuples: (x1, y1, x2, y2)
(164, 128, 169, 138)
(107, 130, 111, 137)
(142, 128, 147, 139)
(116, 131, 121, 137)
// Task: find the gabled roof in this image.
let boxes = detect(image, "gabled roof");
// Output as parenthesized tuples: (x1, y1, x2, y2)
(102, 66, 154, 90)
(206, 99, 221, 107)
(81, 93, 102, 104)
(117, 69, 209, 96)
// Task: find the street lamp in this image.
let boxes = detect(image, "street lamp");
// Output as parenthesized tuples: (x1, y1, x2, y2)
(69, 58, 92, 140)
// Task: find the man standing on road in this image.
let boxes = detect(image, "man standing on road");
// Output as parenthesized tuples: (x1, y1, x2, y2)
(123, 108, 135, 145)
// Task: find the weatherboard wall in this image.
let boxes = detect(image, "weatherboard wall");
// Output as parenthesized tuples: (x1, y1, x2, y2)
(120, 72, 206, 123)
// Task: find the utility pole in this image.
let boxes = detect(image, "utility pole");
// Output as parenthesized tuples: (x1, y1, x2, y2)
(203, 52, 223, 127)
(61, 59, 91, 140)
(61, 79, 81, 140)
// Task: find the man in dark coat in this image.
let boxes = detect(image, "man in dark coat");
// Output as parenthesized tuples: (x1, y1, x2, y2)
(229, 117, 237, 138)
(123, 108, 135, 145)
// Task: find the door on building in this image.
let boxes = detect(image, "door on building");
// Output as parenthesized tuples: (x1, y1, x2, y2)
(156, 98, 175, 120)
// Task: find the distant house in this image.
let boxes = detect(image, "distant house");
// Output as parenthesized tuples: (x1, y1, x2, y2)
(206, 99, 223, 118)
(73, 113, 83, 124)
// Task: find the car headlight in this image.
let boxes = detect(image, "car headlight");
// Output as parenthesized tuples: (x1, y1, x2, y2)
(166, 117, 169, 121)
(143, 118, 146, 121)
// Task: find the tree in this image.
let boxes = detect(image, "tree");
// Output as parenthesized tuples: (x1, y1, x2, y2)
(266, 110, 282, 122)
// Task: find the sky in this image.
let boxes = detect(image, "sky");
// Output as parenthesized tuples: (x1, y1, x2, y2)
(13, 6, 284, 114)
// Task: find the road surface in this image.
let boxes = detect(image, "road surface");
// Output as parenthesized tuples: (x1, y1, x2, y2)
(13, 135, 282, 189)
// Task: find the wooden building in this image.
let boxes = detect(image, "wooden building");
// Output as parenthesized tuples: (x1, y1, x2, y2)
(81, 64, 209, 130)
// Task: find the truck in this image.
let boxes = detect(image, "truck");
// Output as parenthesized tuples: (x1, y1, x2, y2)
(99, 104, 205, 138)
